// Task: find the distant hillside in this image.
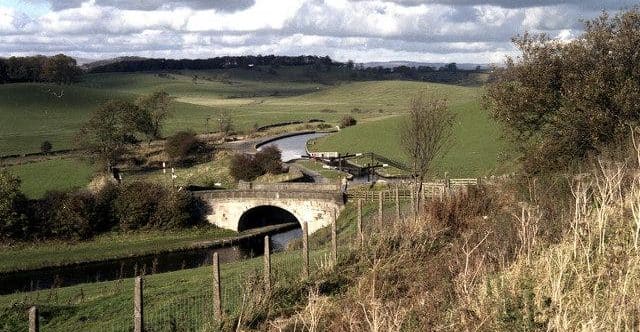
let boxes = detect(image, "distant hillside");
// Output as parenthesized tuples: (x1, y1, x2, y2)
(81, 56, 149, 71)
(362, 61, 489, 70)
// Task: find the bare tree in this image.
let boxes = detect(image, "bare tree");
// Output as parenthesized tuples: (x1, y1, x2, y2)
(400, 94, 455, 209)
(217, 111, 235, 138)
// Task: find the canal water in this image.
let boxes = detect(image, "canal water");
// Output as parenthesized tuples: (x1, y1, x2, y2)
(257, 132, 329, 162)
(0, 226, 302, 295)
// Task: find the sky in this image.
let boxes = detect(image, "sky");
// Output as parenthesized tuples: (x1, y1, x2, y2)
(0, 0, 635, 64)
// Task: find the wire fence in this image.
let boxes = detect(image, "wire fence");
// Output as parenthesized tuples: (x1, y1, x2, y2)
(3, 189, 411, 332)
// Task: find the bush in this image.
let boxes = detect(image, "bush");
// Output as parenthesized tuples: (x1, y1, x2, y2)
(230, 154, 262, 181)
(114, 182, 199, 230)
(230, 147, 284, 181)
(113, 182, 165, 230)
(40, 140, 52, 154)
(150, 190, 198, 229)
(93, 182, 119, 232)
(165, 130, 202, 162)
(0, 170, 29, 241)
(340, 115, 357, 128)
(46, 191, 96, 240)
(254, 146, 283, 175)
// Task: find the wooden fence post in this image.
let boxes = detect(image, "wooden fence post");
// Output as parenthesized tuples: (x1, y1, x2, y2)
(395, 185, 400, 222)
(378, 192, 383, 225)
(302, 221, 309, 279)
(410, 187, 415, 219)
(134, 276, 144, 332)
(29, 306, 38, 332)
(264, 236, 271, 294)
(331, 210, 338, 266)
(212, 252, 222, 321)
(357, 199, 363, 247)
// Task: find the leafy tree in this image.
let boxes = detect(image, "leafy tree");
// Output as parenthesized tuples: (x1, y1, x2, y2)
(400, 94, 455, 208)
(485, 8, 640, 173)
(0, 59, 7, 83)
(42, 54, 82, 84)
(76, 100, 148, 167)
(136, 90, 172, 139)
(0, 170, 29, 240)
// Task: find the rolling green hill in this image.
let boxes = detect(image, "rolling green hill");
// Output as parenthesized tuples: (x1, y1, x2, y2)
(0, 69, 511, 196)
(310, 83, 514, 177)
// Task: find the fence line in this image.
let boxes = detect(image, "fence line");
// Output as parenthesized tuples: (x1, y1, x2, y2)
(20, 185, 470, 331)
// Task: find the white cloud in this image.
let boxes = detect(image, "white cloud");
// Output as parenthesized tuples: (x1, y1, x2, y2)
(0, 0, 632, 63)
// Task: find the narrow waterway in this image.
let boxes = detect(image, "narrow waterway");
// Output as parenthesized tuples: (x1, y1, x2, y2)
(0, 225, 302, 295)
(257, 132, 329, 162)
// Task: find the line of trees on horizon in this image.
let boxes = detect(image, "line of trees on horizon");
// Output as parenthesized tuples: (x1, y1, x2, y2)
(0, 54, 82, 84)
(87, 55, 335, 73)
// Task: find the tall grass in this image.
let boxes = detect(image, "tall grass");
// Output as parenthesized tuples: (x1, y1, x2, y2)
(273, 143, 640, 331)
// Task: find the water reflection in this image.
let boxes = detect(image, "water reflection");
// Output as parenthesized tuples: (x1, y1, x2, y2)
(0, 225, 301, 295)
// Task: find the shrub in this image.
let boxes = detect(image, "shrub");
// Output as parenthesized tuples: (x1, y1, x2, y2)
(0, 170, 29, 241)
(230, 154, 262, 181)
(40, 140, 52, 154)
(165, 130, 202, 162)
(150, 190, 198, 229)
(47, 191, 96, 240)
(113, 182, 165, 230)
(93, 182, 119, 232)
(230, 147, 284, 181)
(254, 146, 284, 175)
(114, 182, 200, 230)
(340, 115, 357, 128)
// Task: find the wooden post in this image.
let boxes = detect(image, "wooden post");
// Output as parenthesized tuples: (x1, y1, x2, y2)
(29, 306, 38, 332)
(302, 221, 309, 279)
(331, 210, 338, 266)
(212, 252, 222, 321)
(134, 276, 143, 332)
(410, 188, 415, 218)
(357, 199, 363, 247)
(394, 185, 400, 222)
(378, 191, 383, 224)
(263, 236, 271, 294)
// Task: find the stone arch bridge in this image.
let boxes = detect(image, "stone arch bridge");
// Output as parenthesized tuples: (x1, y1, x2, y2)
(192, 183, 345, 234)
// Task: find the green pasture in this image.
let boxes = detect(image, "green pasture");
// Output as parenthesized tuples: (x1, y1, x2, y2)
(2, 158, 95, 198)
(0, 227, 235, 273)
(310, 85, 513, 177)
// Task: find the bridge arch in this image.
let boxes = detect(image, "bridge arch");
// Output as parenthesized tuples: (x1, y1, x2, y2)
(237, 205, 300, 232)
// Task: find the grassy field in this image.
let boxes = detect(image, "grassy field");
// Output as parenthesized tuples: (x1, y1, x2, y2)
(0, 227, 236, 273)
(310, 84, 514, 177)
(2, 158, 95, 198)
(1, 68, 510, 196)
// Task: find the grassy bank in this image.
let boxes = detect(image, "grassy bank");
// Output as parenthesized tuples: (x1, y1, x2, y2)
(2, 158, 95, 198)
(0, 227, 236, 273)
(311, 85, 514, 177)
(0, 198, 385, 331)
